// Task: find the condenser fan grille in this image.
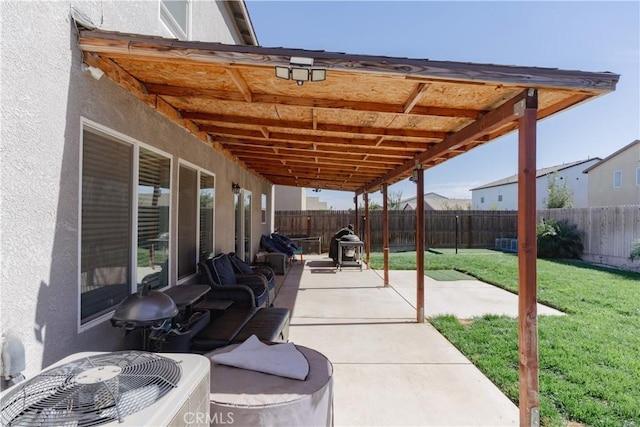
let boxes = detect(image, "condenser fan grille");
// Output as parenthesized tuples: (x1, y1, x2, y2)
(1, 351, 181, 426)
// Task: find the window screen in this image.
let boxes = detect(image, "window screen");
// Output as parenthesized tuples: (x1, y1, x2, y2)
(261, 194, 267, 223)
(81, 129, 132, 323)
(178, 165, 198, 279)
(137, 148, 171, 290)
(199, 173, 215, 260)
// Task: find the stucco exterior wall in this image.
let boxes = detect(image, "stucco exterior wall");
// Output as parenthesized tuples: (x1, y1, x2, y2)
(274, 185, 307, 211)
(472, 183, 518, 210)
(1, 1, 270, 377)
(587, 144, 640, 206)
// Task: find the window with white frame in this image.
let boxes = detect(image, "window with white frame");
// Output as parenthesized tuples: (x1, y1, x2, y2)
(261, 194, 267, 223)
(480, 196, 485, 204)
(636, 167, 640, 186)
(160, 0, 190, 40)
(178, 165, 198, 279)
(80, 123, 172, 327)
(178, 163, 215, 280)
(137, 148, 171, 291)
(233, 189, 252, 262)
(244, 191, 252, 262)
(498, 195, 503, 202)
(199, 173, 215, 258)
(81, 128, 133, 325)
(613, 170, 622, 188)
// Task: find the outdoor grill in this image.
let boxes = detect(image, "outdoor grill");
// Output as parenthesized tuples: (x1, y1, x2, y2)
(111, 286, 178, 350)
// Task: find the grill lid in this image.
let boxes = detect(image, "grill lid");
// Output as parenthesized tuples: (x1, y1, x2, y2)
(111, 286, 178, 329)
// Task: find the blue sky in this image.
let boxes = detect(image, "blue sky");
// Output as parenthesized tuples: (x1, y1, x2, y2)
(246, 1, 640, 209)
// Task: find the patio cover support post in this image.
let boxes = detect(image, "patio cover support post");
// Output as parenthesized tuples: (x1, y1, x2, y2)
(517, 89, 539, 427)
(382, 183, 389, 286)
(364, 192, 371, 264)
(416, 167, 425, 323)
(353, 193, 359, 237)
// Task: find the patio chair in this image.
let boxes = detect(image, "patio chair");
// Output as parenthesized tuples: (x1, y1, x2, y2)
(260, 235, 291, 275)
(228, 252, 277, 304)
(270, 232, 297, 257)
(198, 254, 269, 308)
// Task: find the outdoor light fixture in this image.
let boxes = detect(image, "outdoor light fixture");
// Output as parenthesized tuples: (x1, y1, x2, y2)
(232, 182, 241, 194)
(409, 166, 422, 183)
(81, 63, 104, 80)
(275, 56, 326, 86)
(312, 188, 321, 193)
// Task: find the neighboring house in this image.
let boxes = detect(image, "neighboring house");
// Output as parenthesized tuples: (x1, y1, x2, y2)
(583, 140, 640, 206)
(471, 158, 600, 210)
(274, 185, 307, 210)
(1, 1, 268, 377)
(401, 192, 471, 210)
(306, 196, 329, 210)
(274, 186, 329, 210)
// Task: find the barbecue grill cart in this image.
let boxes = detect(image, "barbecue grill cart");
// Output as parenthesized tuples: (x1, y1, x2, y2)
(337, 234, 364, 271)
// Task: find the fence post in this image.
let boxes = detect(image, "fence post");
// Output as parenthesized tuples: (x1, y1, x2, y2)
(455, 215, 459, 254)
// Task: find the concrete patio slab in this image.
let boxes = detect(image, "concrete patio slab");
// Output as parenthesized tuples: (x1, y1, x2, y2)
(333, 364, 518, 426)
(273, 255, 520, 426)
(385, 270, 564, 318)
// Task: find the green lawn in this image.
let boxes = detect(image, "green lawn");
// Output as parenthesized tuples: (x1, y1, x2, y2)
(369, 251, 640, 427)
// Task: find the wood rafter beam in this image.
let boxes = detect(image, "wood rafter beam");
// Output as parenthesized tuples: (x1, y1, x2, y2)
(266, 158, 391, 171)
(249, 163, 382, 176)
(404, 83, 430, 114)
(202, 125, 445, 149)
(360, 89, 531, 193)
(184, 111, 450, 139)
(218, 135, 432, 155)
(225, 68, 252, 102)
(270, 175, 361, 190)
(144, 83, 482, 119)
(231, 145, 417, 160)
(233, 146, 408, 164)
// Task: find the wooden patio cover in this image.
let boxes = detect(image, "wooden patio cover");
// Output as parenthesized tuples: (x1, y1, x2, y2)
(76, 25, 618, 194)
(76, 23, 618, 427)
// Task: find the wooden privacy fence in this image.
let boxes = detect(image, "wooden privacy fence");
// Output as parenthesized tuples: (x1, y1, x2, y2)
(275, 206, 640, 270)
(537, 205, 640, 270)
(274, 210, 519, 252)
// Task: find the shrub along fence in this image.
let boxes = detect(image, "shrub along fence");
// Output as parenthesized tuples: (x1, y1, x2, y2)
(538, 205, 640, 271)
(275, 205, 640, 271)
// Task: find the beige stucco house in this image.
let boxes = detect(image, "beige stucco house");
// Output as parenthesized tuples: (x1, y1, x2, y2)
(584, 140, 640, 206)
(1, 0, 271, 379)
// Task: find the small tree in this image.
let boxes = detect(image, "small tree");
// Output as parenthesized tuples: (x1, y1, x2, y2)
(545, 172, 574, 209)
(367, 200, 382, 211)
(387, 190, 403, 210)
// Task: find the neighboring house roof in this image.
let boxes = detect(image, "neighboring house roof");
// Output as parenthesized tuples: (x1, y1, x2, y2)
(582, 140, 640, 173)
(225, 1, 259, 46)
(471, 158, 601, 191)
(402, 194, 471, 210)
(400, 192, 447, 204)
